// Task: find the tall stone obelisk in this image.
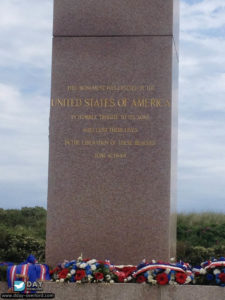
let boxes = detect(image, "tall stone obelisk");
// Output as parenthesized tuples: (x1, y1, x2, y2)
(46, 0, 179, 266)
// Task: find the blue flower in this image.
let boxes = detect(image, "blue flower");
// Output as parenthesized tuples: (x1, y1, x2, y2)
(176, 263, 184, 269)
(85, 265, 92, 275)
(206, 274, 214, 281)
(216, 276, 220, 284)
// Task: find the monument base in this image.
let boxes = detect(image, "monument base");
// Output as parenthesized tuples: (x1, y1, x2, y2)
(1, 282, 224, 299)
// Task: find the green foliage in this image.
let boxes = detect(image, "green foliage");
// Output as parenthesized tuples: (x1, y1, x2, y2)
(0, 207, 46, 263)
(1, 207, 225, 267)
(0, 232, 45, 263)
(0, 206, 46, 240)
(177, 213, 225, 265)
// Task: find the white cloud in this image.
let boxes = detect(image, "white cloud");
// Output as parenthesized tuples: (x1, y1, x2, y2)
(178, 0, 225, 211)
(181, 0, 225, 31)
(0, 0, 53, 69)
(0, 83, 49, 183)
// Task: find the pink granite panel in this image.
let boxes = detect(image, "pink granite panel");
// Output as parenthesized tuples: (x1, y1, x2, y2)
(46, 36, 178, 266)
(53, 0, 179, 44)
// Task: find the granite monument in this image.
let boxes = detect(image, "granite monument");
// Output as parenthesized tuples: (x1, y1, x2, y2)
(46, 0, 179, 266)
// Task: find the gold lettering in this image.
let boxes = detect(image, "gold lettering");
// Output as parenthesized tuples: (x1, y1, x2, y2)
(99, 114, 118, 120)
(95, 153, 106, 159)
(166, 100, 171, 107)
(107, 153, 127, 159)
(117, 98, 128, 107)
(118, 140, 133, 146)
(84, 98, 115, 108)
(64, 139, 80, 146)
(134, 140, 156, 146)
(131, 99, 146, 107)
(51, 98, 82, 107)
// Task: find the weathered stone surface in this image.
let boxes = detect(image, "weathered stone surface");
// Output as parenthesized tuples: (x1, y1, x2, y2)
(46, 36, 178, 266)
(43, 283, 159, 300)
(53, 0, 179, 44)
(1, 283, 225, 300)
(0, 282, 7, 293)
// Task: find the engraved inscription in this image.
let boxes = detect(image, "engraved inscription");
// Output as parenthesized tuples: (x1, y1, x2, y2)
(52, 84, 170, 159)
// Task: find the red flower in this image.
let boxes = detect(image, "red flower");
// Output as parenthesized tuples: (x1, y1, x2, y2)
(136, 275, 146, 283)
(75, 270, 86, 281)
(156, 273, 169, 285)
(50, 267, 60, 275)
(219, 273, 225, 283)
(175, 272, 187, 284)
(116, 266, 136, 278)
(118, 274, 125, 283)
(94, 272, 104, 281)
(58, 268, 69, 279)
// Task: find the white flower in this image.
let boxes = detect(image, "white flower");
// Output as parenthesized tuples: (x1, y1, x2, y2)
(80, 263, 87, 269)
(124, 279, 128, 283)
(165, 269, 171, 274)
(87, 275, 93, 283)
(152, 260, 156, 264)
(56, 280, 59, 283)
(110, 280, 114, 283)
(87, 259, 97, 265)
(148, 275, 157, 285)
(91, 265, 97, 271)
(67, 273, 72, 278)
(127, 276, 132, 281)
(76, 280, 82, 284)
(76, 263, 81, 268)
(213, 269, 221, 275)
(200, 269, 207, 275)
(147, 270, 154, 277)
(70, 269, 76, 275)
(185, 276, 192, 284)
(77, 255, 83, 261)
(170, 258, 175, 263)
(105, 275, 111, 281)
(59, 279, 64, 283)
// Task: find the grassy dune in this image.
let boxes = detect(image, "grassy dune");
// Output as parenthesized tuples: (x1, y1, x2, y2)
(1, 207, 225, 265)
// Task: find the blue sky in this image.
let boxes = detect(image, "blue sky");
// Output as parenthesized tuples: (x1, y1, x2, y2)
(0, 0, 225, 212)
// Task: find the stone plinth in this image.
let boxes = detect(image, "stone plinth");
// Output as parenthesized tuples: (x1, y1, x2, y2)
(53, 0, 179, 49)
(1, 283, 225, 300)
(46, 0, 179, 267)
